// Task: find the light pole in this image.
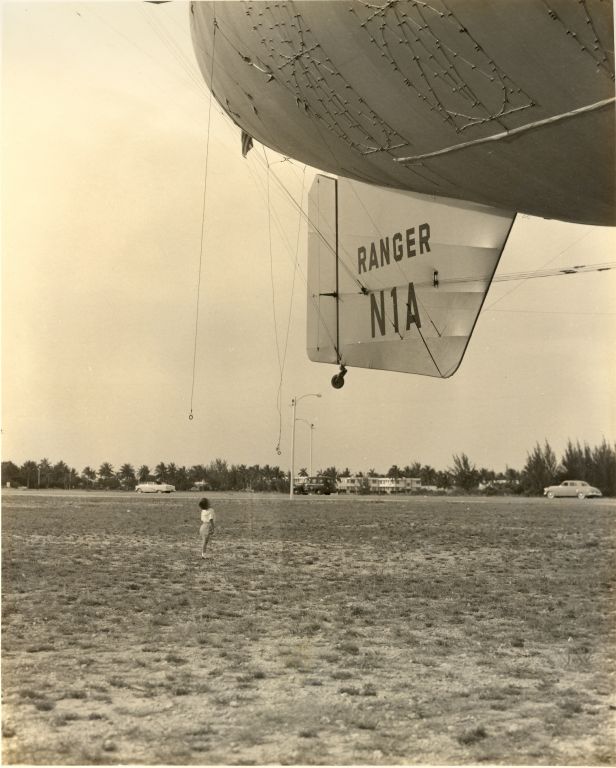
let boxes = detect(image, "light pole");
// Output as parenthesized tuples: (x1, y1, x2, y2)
(290, 393, 321, 499)
(296, 418, 316, 477)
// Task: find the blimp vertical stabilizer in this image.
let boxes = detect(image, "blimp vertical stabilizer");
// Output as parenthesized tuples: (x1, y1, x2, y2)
(307, 177, 515, 378)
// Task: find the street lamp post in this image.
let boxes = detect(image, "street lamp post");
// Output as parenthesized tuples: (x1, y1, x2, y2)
(296, 418, 316, 477)
(310, 422, 315, 477)
(290, 393, 321, 499)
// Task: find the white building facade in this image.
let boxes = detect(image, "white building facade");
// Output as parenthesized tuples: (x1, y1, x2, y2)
(337, 476, 421, 494)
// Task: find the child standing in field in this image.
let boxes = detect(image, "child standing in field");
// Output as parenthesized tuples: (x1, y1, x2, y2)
(199, 497, 215, 559)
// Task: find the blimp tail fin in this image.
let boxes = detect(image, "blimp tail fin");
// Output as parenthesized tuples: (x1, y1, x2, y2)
(307, 176, 516, 382)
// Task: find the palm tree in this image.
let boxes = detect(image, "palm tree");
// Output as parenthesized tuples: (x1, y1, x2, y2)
(207, 458, 228, 490)
(1, 461, 20, 487)
(68, 467, 79, 489)
(38, 458, 52, 488)
(420, 464, 437, 486)
(358, 476, 371, 494)
(189, 464, 206, 485)
(229, 463, 247, 491)
(478, 467, 495, 484)
(81, 466, 97, 487)
(320, 466, 339, 481)
(98, 462, 114, 479)
(174, 466, 190, 491)
(505, 466, 521, 484)
(166, 462, 178, 486)
(154, 463, 167, 482)
(98, 462, 115, 490)
(21, 460, 38, 489)
(137, 465, 150, 482)
(52, 460, 70, 489)
(403, 462, 422, 478)
(118, 463, 136, 490)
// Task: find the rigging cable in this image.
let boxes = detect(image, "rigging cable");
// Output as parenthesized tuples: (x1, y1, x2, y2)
(208, 107, 363, 344)
(248, 149, 434, 358)
(244, 151, 340, 355)
(227, 139, 312, 453)
(236, 140, 340, 358)
(141, 5, 210, 96)
(483, 229, 592, 312)
(263, 147, 284, 379)
(274, 164, 307, 455)
(189, 16, 217, 421)
(86, 3, 208, 117)
(249, 148, 368, 295)
(263, 147, 285, 454)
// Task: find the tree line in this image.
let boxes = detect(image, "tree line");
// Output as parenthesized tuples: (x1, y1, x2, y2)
(2, 438, 615, 496)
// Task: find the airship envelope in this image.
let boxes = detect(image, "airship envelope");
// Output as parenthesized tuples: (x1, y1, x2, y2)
(191, 1, 615, 227)
(307, 177, 515, 378)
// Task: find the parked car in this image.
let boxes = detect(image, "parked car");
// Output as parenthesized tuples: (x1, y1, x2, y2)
(135, 482, 175, 494)
(295, 476, 335, 495)
(543, 480, 602, 499)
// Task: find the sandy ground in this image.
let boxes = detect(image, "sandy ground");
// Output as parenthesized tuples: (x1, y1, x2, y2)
(2, 491, 615, 764)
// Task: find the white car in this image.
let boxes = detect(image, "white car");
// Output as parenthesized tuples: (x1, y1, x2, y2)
(543, 480, 602, 499)
(135, 482, 175, 494)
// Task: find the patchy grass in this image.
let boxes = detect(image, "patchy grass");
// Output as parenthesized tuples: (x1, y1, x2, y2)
(458, 724, 488, 745)
(2, 491, 615, 764)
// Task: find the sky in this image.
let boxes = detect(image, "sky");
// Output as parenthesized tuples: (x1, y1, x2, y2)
(2, 1, 615, 477)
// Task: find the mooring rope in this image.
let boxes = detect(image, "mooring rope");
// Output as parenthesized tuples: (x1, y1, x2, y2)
(189, 17, 217, 421)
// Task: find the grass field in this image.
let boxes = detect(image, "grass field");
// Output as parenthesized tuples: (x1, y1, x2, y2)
(2, 491, 615, 765)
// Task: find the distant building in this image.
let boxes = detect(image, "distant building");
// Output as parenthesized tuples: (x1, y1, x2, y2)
(337, 476, 421, 494)
(478, 479, 509, 491)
